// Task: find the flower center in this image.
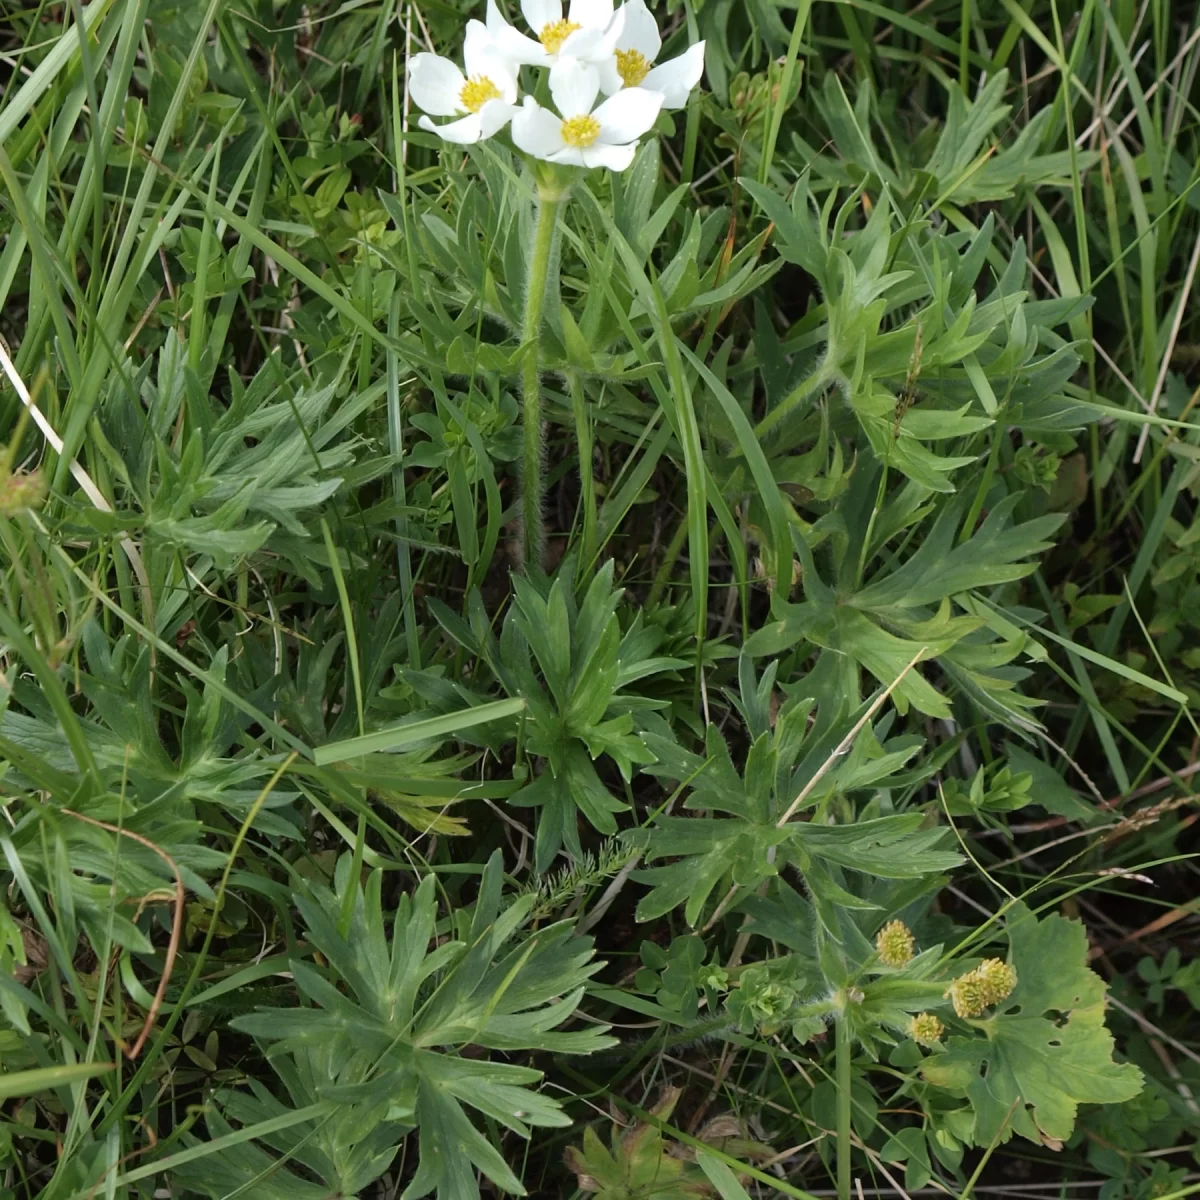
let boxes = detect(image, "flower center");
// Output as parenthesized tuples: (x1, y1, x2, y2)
(540, 19, 581, 54)
(460, 75, 502, 113)
(561, 114, 601, 147)
(615, 48, 651, 87)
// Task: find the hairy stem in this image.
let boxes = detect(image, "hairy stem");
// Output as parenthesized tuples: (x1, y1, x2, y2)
(569, 368, 597, 572)
(521, 191, 562, 572)
(836, 1005, 853, 1200)
(755, 358, 836, 440)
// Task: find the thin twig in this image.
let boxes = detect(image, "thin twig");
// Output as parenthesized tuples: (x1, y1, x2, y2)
(1133, 223, 1200, 461)
(0, 342, 155, 629)
(1106, 993, 1200, 1069)
(576, 853, 641, 935)
(776, 649, 926, 828)
(1076, 23, 1200, 147)
(1148, 1036, 1200, 1116)
(700, 882, 741, 934)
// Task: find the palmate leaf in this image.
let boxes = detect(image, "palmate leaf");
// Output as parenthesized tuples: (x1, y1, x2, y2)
(636, 810, 960, 926)
(179, 1043, 405, 1199)
(635, 661, 959, 925)
(178, 1105, 331, 1200)
(747, 491, 1062, 719)
(499, 561, 675, 870)
(101, 353, 364, 557)
(741, 145, 1097, 517)
(921, 905, 1143, 1146)
(852, 495, 1064, 614)
(225, 852, 614, 1199)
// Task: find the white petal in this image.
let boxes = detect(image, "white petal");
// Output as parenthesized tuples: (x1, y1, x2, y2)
(512, 98, 567, 159)
(548, 146, 588, 166)
(479, 100, 518, 137)
(487, 0, 551, 64)
(616, 0, 661, 60)
(408, 54, 467, 117)
(642, 41, 705, 108)
(462, 20, 492, 72)
(550, 57, 600, 117)
(420, 112, 484, 144)
(598, 55, 625, 96)
(568, 0, 613, 28)
(581, 141, 638, 170)
(473, 50, 521, 102)
(593, 86, 662, 141)
(462, 20, 518, 92)
(562, 3, 623, 61)
(522, 0, 560, 31)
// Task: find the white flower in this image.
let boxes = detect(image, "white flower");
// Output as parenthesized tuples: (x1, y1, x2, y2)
(409, 20, 519, 144)
(486, 0, 626, 67)
(599, 0, 705, 109)
(512, 57, 663, 171)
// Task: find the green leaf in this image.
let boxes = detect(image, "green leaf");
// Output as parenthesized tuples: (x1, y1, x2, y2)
(638, 663, 958, 922)
(313, 699, 526, 765)
(854, 495, 1063, 612)
(921, 905, 1143, 1145)
(226, 853, 613, 1199)
(0, 1060, 113, 1100)
(696, 1148, 754, 1199)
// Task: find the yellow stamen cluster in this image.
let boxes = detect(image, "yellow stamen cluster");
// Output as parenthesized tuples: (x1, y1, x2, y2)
(945, 958, 1017, 1018)
(615, 48, 651, 87)
(561, 114, 601, 148)
(876, 919, 915, 968)
(540, 19, 581, 54)
(460, 76, 502, 113)
(910, 1012, 945, 1047)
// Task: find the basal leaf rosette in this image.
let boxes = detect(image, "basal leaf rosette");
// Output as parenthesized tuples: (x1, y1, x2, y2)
(920, 904, 1143, 1148)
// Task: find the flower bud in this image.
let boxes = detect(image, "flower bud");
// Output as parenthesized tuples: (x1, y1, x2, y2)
(945, 958, 1017, 1018)
(910, 1012, 944, 1046)
(875, 919, 915, 968)
(0, 469, 46, 517)
(947, 973, 983, 1018)
(975, 958, 1017, 1006)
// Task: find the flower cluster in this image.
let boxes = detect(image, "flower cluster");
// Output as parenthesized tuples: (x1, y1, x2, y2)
(875, 919, 916, 968)
(409, 0, 705, 171)
(945, 958, 1018, 1019)
(909, 1012, 945, 1047)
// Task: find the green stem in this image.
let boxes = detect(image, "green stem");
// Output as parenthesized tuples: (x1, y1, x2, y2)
(836, 1006, 853, 1200)
(569, 369, 597, 572)
(755, 360, 835, 440)
(647, 513, 699, 609)
(961, 420, 1003, 543)
(521, 190, 562, 572)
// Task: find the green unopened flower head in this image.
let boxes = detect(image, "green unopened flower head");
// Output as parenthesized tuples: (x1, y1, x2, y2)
(945, 958, 1017, 1018)
(910, 1012, 945, 1047)
(876, 919, 915, 968)
(0, 469, 46, 517)
(748, 980, 795, 1025)
(946, 971, 987, 1018)
(975, 958, 1017, 1005)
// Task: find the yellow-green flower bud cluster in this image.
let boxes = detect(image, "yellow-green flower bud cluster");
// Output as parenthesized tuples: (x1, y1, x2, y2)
(910, 1012, 945, 1046)
(875, 919, 915, 968)
(945, 958, 1017, 1018)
